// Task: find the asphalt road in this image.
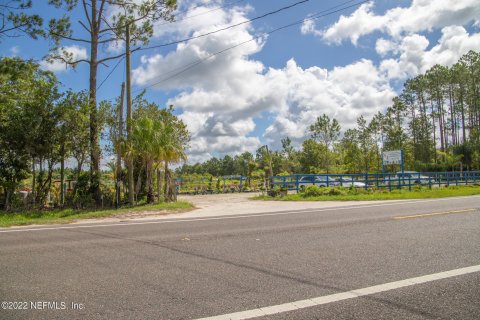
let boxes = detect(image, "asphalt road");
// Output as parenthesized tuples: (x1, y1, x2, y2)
(1, 196, 479, 320)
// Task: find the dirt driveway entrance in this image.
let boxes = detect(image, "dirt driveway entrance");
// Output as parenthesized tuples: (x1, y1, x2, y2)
(176, 192, 395, 219)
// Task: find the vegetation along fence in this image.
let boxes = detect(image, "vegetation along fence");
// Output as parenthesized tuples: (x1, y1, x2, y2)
(271, 171, 480, 192)
(175, 171, 480, 195)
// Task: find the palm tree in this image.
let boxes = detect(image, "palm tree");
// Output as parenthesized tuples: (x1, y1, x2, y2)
(131, 107, 189, 203)
(158, 116, 187, 202)
(132, 116, 159, 203)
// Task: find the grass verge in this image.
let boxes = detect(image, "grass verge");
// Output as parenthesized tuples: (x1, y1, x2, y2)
(252, 185, 480, 201)
(0, 201, 194, 228)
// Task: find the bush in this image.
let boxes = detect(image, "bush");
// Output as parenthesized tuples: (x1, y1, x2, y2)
(303, 185, 323, 197)
(73, 172, 94, 209)
(327, 187, 347, 196)
(100, 185, 115, 207)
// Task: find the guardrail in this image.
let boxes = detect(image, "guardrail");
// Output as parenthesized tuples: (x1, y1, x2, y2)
(271, 171, 480, 192)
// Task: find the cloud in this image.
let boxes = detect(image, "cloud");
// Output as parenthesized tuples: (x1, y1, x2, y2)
(132, 2, 399, 160)
(320, 2, 387, 45)
(380, 26, 480, 79)
(305, 0, 480, 45)
(263, 59, 396, 146)
(300, 19, 322, 37)
(40, 45, 88, 72)
(133, 3, 269, 159)
(9, 46, 20, 56)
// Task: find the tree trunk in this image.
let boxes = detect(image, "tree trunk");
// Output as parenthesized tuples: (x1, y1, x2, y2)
(163, 161, 168, 198)
(116, 82, 125, 208)
(72, 155, 84, 197)
(146, 159, 154, 204)
(135, 166, 143, 202)
(36, 158, 43, 204)
(60, 142, 65, 207)
(164, 161, 176, 202)
(5, 187, 13, 211)
(47, 160, 54, 206)
(438, 100, 445, 152)
(89, 0, 101, 207)
(156, 167, 162, 203)
(126, 24, 135, 206)
(461, 104, 466, 144)
(31, 158, 36, 206)
(430, 101, 437, 163)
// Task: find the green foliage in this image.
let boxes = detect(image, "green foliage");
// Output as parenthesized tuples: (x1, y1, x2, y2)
(127, 102, 189, 203)
(255, 185, 480, 201)
(309, 114, 341, 173)
(0, 201, 194, 227)
(303, 185, 323, 197)
(299, 139, 325, 173)
(0, 0, 44, 40)
(302, 185, 348, 197)
(73, 172, 94, 209)
(0, 57, 61, 209)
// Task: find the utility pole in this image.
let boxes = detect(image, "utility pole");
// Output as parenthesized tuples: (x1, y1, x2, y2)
(116, 82, 125, 208)
(60, 141, 65, 207)
(126, 24, 135, 205)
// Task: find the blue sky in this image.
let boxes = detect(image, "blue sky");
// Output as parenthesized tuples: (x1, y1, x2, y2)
(2, 0, 480, 164)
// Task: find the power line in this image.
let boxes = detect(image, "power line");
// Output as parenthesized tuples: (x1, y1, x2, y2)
(98, 0, 304, 90)
(138, 0, 311, 52)
(133, 0, 371, 93)
(97, 57, 125, 90)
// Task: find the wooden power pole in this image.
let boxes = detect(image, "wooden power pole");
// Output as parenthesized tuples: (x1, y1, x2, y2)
(116, 82, 125, 208)
(126, 24, 135, 205)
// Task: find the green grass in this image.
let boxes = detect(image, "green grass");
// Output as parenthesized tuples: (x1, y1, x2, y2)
(0, 201, 194, 228)
(252, 185, 480, 201)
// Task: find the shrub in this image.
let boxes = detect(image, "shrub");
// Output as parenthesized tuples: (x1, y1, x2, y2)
(327, 187, 347, 196)
(411, 185, 423, 192)
(73, 172, 94, 209)
(303, 185, 323, 197)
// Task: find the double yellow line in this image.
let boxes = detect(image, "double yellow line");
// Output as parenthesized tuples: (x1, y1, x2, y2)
(393, 208, 477, 220)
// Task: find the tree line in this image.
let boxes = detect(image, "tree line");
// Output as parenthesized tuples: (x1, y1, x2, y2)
(178, 51, 480, 179)
(0, 57, 189, 210)
(0, 0, 178, 208)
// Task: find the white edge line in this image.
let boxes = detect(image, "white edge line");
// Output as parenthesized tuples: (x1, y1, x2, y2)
(194, 264, 480, 320)
(1, 195, 479, 233)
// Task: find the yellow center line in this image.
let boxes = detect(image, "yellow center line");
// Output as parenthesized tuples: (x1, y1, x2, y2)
(393, 208, 477, 220)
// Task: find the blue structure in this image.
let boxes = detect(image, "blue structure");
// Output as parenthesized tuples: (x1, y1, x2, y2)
(271, 171, 480, 192)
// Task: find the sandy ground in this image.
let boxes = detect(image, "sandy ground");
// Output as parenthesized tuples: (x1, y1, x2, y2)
(3, 192, 406, 228)
(175, 192, 398, 218)
(65, 192, 400, 224)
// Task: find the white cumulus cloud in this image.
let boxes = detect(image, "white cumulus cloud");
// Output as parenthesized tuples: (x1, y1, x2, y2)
(132, 2, 400, 159)
(40, 45, 88, 72)
(305, 0, 480, 45)
(380, 26, 480, 79)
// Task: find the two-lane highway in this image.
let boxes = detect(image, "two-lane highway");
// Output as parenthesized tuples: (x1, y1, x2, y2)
(1, 196, 479, 319)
